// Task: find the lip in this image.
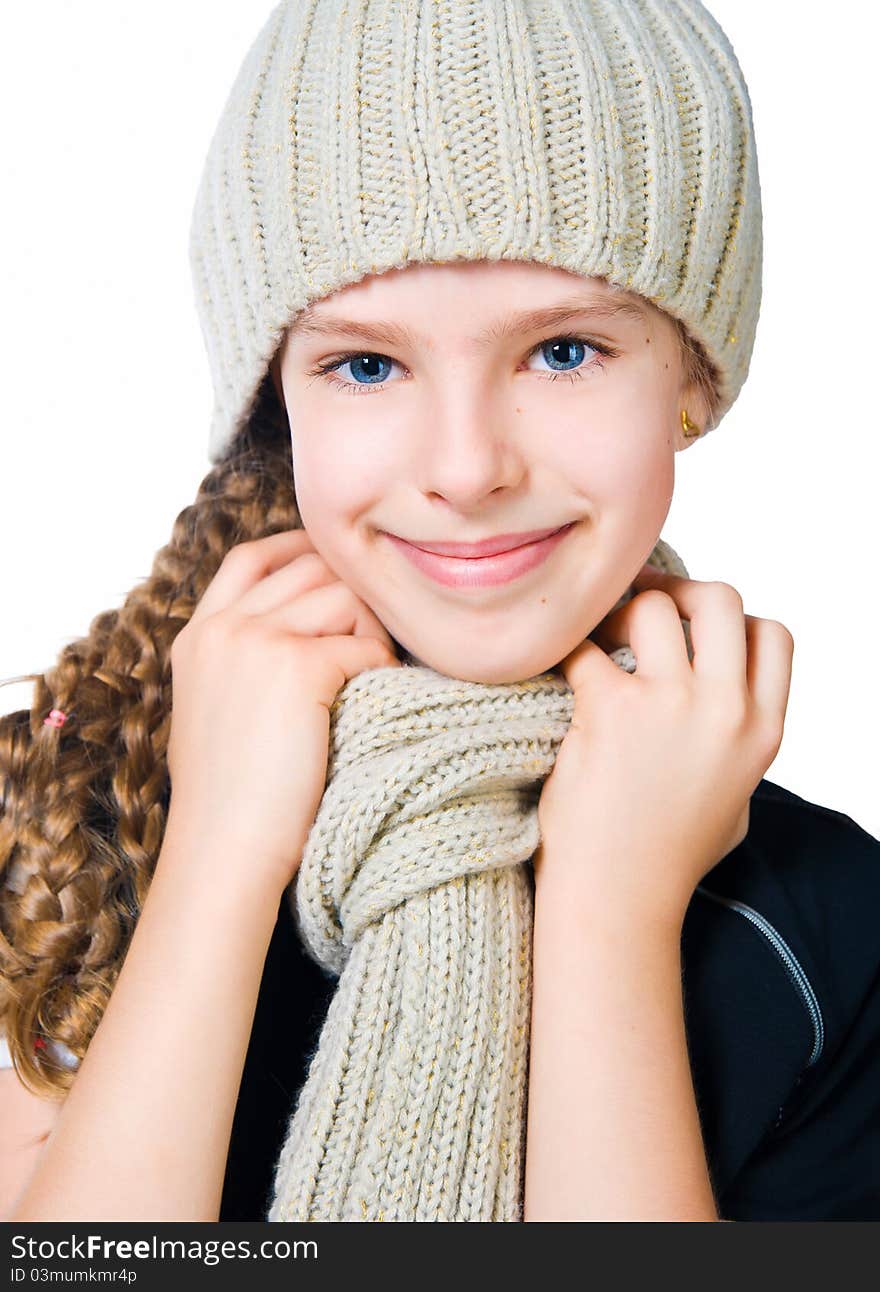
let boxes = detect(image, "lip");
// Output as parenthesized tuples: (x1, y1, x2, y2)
(384, 522, 575, 588)
(397, 526, 569, 558)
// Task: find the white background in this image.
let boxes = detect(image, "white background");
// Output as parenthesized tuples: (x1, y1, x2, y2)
(1, 1, 877, 838)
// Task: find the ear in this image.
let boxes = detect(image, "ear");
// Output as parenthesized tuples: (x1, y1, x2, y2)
(674, 380, 711, 451)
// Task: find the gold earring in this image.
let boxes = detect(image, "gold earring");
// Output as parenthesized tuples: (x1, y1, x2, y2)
(681, 409, 702, 439)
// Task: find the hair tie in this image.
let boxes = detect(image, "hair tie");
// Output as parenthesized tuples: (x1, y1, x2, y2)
(43, 708, 68, 728)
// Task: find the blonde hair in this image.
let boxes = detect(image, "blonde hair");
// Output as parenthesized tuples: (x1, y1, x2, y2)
(0, 315, 720, 1101)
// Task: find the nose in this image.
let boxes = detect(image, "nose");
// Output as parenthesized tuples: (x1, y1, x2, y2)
(417, 389, 525, 510)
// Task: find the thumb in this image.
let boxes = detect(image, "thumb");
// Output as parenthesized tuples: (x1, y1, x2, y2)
(558, 634, 619, 696)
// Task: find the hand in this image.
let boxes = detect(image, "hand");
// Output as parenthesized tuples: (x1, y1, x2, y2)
(165, 529, 401, 899)
(534, 565, 794, 928)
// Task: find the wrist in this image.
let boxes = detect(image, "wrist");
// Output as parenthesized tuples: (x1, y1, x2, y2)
(533, 849, 688, 944)
(156, 809, 288, 922)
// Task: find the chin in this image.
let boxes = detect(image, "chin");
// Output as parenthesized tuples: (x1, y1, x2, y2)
(397, 643, 564, 686)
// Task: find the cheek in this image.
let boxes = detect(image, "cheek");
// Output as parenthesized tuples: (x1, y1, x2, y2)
(607, 436, 673, 513)
(291, 420, 387, 519)
(556, 412, 673, 512)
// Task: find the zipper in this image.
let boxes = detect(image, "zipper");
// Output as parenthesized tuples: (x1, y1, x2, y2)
(695, 884, 825, 1068)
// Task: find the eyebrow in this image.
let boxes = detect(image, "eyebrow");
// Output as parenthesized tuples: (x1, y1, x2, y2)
(289, 295, 648, 350)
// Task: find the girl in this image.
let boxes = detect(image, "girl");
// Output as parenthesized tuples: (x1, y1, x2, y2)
(2, 0, 878, 1222)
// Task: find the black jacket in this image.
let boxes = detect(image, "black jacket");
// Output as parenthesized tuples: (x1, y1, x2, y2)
(219, 776, 880, 1221)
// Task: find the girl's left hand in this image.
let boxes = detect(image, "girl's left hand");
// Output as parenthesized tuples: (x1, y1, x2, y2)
(534, 565, 795, 929)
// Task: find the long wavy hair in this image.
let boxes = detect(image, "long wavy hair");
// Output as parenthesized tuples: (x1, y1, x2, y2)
(0, 315, 720, 1101)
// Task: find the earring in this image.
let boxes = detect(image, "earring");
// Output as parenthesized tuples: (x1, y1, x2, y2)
(681, 409, 702, 439)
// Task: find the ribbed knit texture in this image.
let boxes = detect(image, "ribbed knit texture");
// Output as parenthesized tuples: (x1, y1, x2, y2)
(189, 0, 763, 464)
(266, 539, 689, 1221)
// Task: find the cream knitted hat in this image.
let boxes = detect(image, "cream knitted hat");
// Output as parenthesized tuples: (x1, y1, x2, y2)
(189, 0, 762, 465)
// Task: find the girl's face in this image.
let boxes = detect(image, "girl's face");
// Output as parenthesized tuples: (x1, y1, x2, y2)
(272, 259, 707, 683)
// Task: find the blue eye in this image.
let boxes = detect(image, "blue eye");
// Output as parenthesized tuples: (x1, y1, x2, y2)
(531, 337, 591, 374)
(310, 334, 616, 396)
(333, 353, 393, 386)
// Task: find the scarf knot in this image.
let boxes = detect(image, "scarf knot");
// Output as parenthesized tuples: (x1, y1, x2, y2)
(294, 669, 578, 977)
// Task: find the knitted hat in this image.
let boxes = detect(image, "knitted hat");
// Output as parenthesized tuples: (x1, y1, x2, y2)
(189, 0, 762, 465)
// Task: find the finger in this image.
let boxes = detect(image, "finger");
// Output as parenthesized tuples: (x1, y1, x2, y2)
(191, 528, 316, 624)
(590, 590, 692, 680)
(631, 565, 747, 687)
(746, 616, 794, 728)
(315, 633, 403, 689)
(259, 580, 395, 648)
(558, 634, 624, 695)
(234, 551, 336, 617)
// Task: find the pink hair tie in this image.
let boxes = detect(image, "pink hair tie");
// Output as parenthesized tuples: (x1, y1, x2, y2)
(43, 708, 68, 728)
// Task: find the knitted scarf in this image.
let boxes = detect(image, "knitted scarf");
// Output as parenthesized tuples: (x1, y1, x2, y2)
(267, 540, 689, 1222)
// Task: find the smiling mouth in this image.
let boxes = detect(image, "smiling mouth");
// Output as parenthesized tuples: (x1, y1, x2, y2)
(383, 522, 576, 589)
(398, 524, 570, 559)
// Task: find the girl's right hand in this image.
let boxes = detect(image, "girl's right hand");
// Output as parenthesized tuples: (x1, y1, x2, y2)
(165, 528, 401, 900)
